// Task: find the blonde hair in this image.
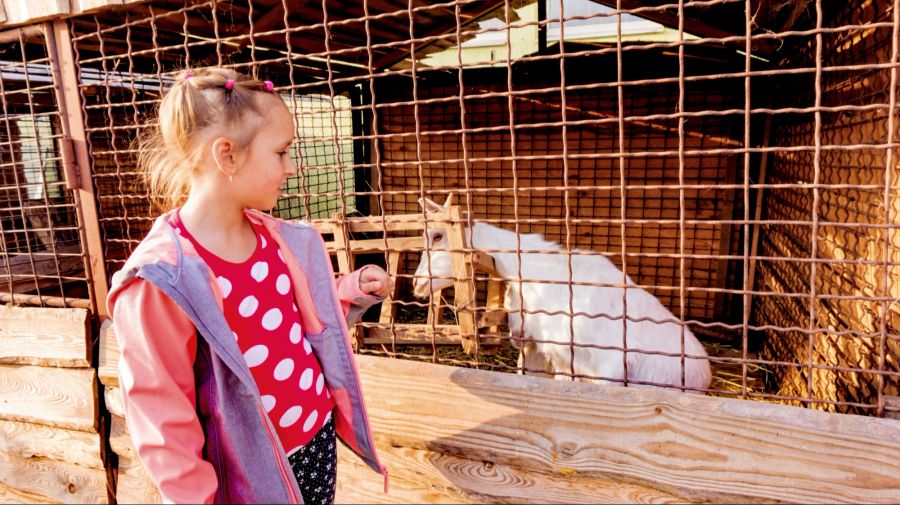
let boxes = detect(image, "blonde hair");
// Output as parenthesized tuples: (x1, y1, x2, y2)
(137, 67, 277, 210)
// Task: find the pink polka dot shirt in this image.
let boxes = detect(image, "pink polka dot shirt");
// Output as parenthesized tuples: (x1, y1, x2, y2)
(171, 212, 334, 454)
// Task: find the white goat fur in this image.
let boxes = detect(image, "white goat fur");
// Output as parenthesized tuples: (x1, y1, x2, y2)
(414, 216, 712, 390)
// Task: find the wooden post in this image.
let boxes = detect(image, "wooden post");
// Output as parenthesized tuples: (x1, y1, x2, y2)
(426, 289, 444, 326)
(330, 214, 353, 275)
(713, 155, 739, 323)
(44, 21, 108, 316)
(377, 251, 401, 325)
(747, 114, 774, 297)
(446, 206, 478, 354)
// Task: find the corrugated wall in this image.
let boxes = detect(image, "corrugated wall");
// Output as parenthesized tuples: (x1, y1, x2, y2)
(755, 0, 900, 413)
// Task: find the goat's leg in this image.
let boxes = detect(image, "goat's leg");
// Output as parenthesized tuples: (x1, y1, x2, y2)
(518, 342, 554, 379)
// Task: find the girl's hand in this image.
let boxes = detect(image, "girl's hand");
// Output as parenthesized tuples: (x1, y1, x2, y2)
(359, 266, 394, 298)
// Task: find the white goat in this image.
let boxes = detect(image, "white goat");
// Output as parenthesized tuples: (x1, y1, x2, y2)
(412, 196, 711, 391)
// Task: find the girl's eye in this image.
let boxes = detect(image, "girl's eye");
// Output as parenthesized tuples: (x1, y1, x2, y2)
(433, 233, 443, 242)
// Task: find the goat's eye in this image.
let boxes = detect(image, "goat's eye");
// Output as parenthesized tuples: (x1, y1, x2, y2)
(432, 233, 443, 242)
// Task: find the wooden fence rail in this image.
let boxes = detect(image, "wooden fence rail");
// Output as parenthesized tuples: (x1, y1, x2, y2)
(98, 320, 900, 504)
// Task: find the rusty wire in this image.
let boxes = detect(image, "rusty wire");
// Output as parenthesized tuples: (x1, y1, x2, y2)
(0, 0, 879, 414)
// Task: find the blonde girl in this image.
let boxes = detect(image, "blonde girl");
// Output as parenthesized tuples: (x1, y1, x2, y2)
(108, 67, 390, 504)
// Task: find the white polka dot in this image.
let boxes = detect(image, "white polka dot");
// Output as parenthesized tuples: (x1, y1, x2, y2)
(289, 323, 302, 344)
(278, 249, 285, 263)
(292, 303, 298, 312)
(260, 235, 267, 248)
(217, 276, 232, 298)
(276, 274, 290, 295)
(315, 373, 325, 395)
(279, 406, 302, 428)
(261, 308, 283, 331)
(261, 395, 276, 413)
(238, 296, 258, 317)
(299, 368, 314, 390)
(326, 389, 331, 399)
(244, 344, 268, 367)
(302, 410, 319, 433)
(303, 339, 312, 355)
(324, 410, 332, 424)
(274, 358, 294, 381)
(232, 331, 238, 341)
(250, 261, 269, 282)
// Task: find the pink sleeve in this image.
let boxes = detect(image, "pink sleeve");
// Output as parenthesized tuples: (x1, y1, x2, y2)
(112, 280, 218, 504)
(334, 266, 381, 322)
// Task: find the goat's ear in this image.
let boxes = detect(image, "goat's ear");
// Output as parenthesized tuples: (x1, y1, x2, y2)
(443, 193, 454, 208)
(417, 197, 443, 213)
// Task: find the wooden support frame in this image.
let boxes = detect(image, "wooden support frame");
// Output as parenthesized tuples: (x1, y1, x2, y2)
(339, 354, 900, 504)
(44, 20, 108, 316)
(314, 207, 506, 354)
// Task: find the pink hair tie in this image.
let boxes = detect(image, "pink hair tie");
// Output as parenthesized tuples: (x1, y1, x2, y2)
(224, 79, 235, 90)
(264, 80, 274, 92)
(184, 72, 193, 79)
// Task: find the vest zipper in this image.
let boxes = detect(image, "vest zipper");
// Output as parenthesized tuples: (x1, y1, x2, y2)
(259, 403, 301, 504)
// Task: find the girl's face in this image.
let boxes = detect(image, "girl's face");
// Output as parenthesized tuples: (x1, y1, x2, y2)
(233, 97, 298, 211)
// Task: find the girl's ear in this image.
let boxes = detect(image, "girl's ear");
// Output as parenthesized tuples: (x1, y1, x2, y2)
(210, 137, 238, 177)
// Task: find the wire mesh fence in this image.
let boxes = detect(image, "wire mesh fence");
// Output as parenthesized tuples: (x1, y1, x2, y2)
(0, 0, 894, 416)
(0, 26, 93, 309)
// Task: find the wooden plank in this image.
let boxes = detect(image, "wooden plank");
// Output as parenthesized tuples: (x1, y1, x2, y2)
(116, 457, 161, 504)
(108, 415, 134, 461)
(0, 450, 107, 504)
(377, 252, 401, 324)
(0, 418, 102, 469)
(48, 20, 109, 316)
(354, 355, 900, 504)
(336, 442, 687, 504)
(116, 456, 162, 505)
(109, 416, 163, 504)
(0, 306, 90, 367)
(76, 0, 125, 13)
(97, 320, 118, 388)
(104, 386, 124, 419)
(447, 206, 478, 354)
(361, 324, 461, 346)
(0, 481, 51, 504)
(0, 364, 97, 432)
(330, 214, 353, 275)
(324, 236, 425, 254)
(425, 290, 444, 326)
(361, 325, 504, 347)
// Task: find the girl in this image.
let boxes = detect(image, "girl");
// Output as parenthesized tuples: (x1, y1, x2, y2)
(107, 67, 390, 504)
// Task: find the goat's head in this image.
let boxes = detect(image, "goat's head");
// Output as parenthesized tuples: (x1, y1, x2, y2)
(412, 194, 454, 298)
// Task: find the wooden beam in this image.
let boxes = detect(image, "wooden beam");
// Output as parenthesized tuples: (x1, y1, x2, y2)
(354, 354, 900, 504)
(0, 364, 97, 432)
(0, 418, 103, 470)
(336, 442, 687, 504)
(587, 0, 777, 57)
(116, 456, 162, 505)
(104, 385, 123, 418)
(4, 417, 103, 471)
(0, 450, 108, 504)
(0, 305, 90, 367)
(45, 21, 109, 316)
(107, 415, 161, 504)
(371, 1, 510, 70)
(98, 319, 118, 387)
(360, 324, 504, 347)
(447, 206, 478, 354)
(377, 251, 401, 324)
